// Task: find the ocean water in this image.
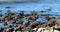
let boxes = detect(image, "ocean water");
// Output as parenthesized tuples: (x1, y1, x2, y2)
(0, 0, 60, 28)
(0, 3, 60, 17)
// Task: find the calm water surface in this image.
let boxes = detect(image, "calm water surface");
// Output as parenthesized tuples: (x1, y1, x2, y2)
(0, 0, 60, 28)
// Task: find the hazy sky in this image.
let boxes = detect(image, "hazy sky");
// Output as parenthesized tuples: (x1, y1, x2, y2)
(0, 0, 60, 3)
(0, 0, 39, 2)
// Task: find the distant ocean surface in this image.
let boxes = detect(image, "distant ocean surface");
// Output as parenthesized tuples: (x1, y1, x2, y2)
(0, 2, 60, 17)
(0, 0, 60, 28)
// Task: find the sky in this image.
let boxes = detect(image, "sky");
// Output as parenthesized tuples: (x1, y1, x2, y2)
(0, 0, 38, 1)
(0, 0, 60, 4)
